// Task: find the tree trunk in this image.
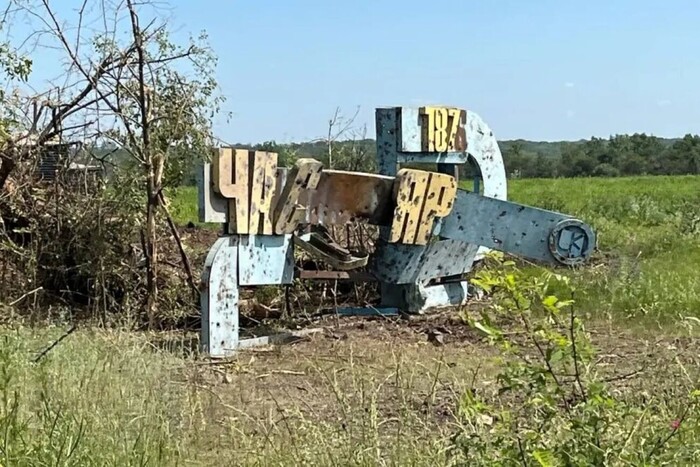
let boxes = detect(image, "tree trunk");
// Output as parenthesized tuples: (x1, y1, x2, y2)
(127, 0, 159, 329)
(144, 166, 158, 329)
(0, 145, 18, 193)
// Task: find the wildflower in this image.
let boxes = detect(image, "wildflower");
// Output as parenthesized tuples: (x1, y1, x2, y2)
(670, 419, 681, 430)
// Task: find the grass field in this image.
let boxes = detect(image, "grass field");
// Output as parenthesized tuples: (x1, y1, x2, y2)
(2, 175, 699, 465)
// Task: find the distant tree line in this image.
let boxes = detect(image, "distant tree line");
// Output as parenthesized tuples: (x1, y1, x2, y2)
(87, 132, 700, 186)
(502, 133, 700, 178)
(245, 133, 700, 180)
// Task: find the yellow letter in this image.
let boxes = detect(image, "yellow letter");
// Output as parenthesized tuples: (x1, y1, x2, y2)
(212, 147, 250, 234)
(272, 159, 323, 234)
(248, 151, 278, 235)
(390, 169, 457, 245)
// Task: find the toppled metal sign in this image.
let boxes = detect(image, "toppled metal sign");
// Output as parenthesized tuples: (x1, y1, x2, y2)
(197, 106, 597, 357)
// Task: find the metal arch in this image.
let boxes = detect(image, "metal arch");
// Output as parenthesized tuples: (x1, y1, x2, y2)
(464, 110, 508, 261)
(465, 111, 508, 201)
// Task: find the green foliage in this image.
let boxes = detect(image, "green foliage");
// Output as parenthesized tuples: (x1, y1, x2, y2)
(0, 326, 455, 466)
(0, 5, 223, 326)
(449, 253, 700, 466)
(0, 329, 184, 465)
(503, 133, 699, 179)
(504, 175, 700, 324)
(93, 26, 223, 188)
(0, 30, 32, 142)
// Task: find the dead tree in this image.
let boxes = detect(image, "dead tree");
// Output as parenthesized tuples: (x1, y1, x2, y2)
(2, 0, 223, 326)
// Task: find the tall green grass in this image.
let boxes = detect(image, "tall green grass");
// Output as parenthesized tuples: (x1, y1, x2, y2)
(0, 327, 461, 465)
(0, 328, 186, 465)
(0, 175, 697, 465)
(507, 176, 700, 325)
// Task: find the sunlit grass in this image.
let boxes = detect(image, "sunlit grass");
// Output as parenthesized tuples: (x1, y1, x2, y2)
(0, 327, 467, 465)
(505, 175, 700, 324)
(1, 175, 698, 465)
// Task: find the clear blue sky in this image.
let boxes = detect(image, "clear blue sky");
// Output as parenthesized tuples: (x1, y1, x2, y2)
(11, 0, 700, 144)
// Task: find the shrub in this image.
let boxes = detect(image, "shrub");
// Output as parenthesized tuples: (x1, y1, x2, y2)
(448, 252, 700, 466)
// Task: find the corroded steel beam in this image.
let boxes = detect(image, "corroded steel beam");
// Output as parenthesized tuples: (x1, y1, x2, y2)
(299, 170, 395, 225)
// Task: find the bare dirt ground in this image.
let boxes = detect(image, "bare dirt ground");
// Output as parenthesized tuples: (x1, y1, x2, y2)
(155, 304, 699, 439)
(161, 224, 700, 461)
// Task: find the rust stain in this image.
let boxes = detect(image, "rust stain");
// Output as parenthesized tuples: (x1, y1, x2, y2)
(300, 170, 395, 225)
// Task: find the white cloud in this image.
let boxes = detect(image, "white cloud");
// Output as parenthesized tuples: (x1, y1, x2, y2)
(565, 82, 575, 88)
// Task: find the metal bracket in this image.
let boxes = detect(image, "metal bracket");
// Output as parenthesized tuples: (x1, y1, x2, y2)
(380, 280, 471, 314)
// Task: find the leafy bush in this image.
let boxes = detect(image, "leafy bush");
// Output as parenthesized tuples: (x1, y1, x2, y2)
(448, 253, 700, 466)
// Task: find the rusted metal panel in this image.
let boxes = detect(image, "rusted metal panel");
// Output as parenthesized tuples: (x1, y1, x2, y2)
(200, 236, 239, 357)
(273, 158, 324, 234)
(204, 155, 398, 232)
(294, 230, 369, 270)
(300, 170, 395, 225)
(440, 190, 596, 265)
(238, 234, 294, 286)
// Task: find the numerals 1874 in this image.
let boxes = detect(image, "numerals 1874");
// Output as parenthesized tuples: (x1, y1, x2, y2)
(420, 107, 466, 153)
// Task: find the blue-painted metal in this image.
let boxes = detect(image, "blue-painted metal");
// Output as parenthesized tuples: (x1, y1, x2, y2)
(548, 219, 597, 265)
(200, 234, 300, 357)
(379, 280, 471, 314)
(238, 234, 294, 286)
(406, 280, 471, 313)
(373, 107, 489, 310)
(440, 190, 596, 264)
(200, 236, 239, 357)
(372, 239, 479, 284)
(197, 162, 227, 224)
